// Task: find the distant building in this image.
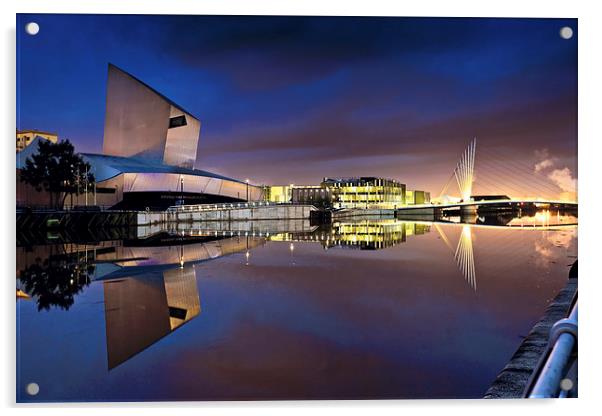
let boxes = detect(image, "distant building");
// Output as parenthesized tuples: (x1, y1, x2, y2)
(16, 129, 58, 152)
(265, 185, 295, 203)
(286, 177, 433, 209)
(291, 185, 335, 208)
(323, 177, 406, 209)
(405, 190, 431, 205)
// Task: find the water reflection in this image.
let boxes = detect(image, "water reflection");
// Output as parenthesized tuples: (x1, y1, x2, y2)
(103, 266, 200, 369)
(17, 213, 577, 312)
(96, 234, 270, 369)
(434, 224, 476, 290)
(16, 209, 577, 400)
(17, 246, 94, 311)
(271, 220, 430, 250)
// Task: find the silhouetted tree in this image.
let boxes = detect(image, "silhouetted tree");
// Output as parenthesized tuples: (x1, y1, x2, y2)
(19, 139, 95, 209)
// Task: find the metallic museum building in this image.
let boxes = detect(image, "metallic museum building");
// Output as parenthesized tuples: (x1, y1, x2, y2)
(82, 64, 264, 210)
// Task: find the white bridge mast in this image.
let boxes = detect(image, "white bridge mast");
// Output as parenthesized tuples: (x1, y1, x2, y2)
(454, 137, 476, 202)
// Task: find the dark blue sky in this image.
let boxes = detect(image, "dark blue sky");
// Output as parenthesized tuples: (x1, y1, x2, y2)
(17, 15, 577, 196)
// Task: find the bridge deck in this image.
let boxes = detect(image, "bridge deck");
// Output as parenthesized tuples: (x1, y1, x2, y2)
(398, 199, 578, 210)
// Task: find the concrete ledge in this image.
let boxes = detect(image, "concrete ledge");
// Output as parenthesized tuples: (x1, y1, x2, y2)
(484, 273, 577, 398)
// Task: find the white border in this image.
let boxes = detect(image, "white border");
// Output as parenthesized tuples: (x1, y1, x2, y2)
(3, 1, 601, 414)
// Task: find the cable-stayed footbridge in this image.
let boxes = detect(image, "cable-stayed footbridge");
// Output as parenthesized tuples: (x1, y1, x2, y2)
(397, 138, 578, 218)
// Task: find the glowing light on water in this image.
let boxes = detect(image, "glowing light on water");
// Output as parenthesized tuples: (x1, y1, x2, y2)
(454, 225, 477, 291)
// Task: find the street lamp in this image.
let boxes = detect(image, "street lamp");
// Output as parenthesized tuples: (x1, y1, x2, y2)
(245, 178, 250, 201)
(85, 165, 88, 207)
(70, 164, 74, 208)
(180, 175, 184, 206)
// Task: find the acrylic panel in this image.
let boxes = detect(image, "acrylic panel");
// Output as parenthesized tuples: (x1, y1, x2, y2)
(16, 14, 578, 402)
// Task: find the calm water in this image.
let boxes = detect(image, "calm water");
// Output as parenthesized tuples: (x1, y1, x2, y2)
(16, 215, 577, 401)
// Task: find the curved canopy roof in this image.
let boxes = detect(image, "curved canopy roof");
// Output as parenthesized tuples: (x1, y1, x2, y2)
(82, 153, 244, 184)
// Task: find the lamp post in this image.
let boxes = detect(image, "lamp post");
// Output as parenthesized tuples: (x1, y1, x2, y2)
(180, 176, 184, 206)
(70, 164, 74, 208)
(245, 178, 250, 201)
(76, 166, 80, 204)
(85, 165, 88, 207)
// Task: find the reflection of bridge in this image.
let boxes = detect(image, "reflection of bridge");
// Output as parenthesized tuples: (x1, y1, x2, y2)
(17, 217, 577, 371)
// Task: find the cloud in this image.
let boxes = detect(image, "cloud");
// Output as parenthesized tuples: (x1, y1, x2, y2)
(533, 149, 557, 173)
(548, 167, 577, 192)
(534, 158, 554, 172)
(531, 149, 577, 199)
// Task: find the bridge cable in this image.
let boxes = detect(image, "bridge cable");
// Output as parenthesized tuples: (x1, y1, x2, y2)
(478, 147, 565, 193)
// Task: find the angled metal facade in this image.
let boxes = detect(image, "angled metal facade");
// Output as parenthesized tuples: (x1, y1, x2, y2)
(102, 64, 200, 168)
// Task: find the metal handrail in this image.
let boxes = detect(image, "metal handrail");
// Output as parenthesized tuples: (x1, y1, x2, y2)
(166, 201, 299, 213)
(527, 300, 578, 398)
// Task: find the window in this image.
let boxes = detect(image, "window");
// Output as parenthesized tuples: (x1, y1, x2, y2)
(169, 115, 187, 128)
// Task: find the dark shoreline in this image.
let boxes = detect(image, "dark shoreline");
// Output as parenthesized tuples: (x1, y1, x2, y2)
(484, 262, 577, 398)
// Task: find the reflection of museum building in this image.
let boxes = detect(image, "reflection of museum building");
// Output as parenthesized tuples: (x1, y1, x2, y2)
(103, 266, 201, 369)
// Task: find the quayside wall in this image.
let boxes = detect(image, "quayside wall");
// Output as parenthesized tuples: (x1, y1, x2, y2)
(138, 205, 317, 226)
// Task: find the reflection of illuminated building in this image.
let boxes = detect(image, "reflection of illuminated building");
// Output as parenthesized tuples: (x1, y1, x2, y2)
(103, 266, 200, 369)
(332, 221, 407, 249)
(404, 222, 429, 237)
(272, 220, 431, 250)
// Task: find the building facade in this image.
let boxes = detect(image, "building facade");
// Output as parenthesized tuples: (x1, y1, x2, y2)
(17, 64, 265, 210)
(291, 186, 335, 208)
(323, 177, 406, 209)
(16, 129, 58, 152)
(102, 64, 201, 169)
(405, 190, 431, 205)
(265, 185, 294, 204)
(285, 177, 432, 209)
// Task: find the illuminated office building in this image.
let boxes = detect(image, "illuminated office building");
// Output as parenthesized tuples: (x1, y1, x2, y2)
(288, 177, 435, 209)
(321, 177, 406, 209)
